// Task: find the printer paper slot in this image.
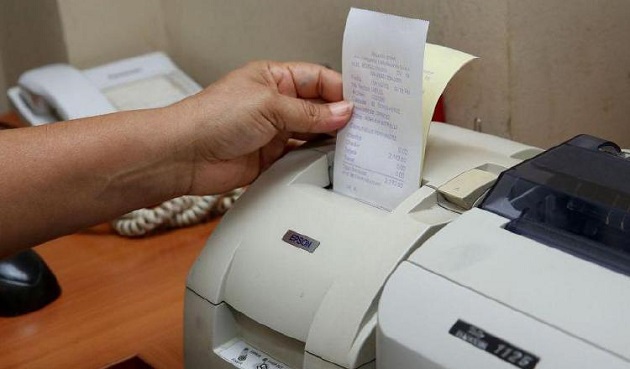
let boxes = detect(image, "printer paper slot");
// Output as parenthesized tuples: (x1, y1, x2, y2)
(214, 304, 304, 369)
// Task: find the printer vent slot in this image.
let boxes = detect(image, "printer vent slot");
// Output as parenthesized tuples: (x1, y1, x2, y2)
(231, 307, 305, 368)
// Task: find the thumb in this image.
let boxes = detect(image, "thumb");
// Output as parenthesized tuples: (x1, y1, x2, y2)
(272, 96, 353, 134)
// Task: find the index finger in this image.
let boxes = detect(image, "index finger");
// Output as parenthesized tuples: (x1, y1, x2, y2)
(269, 62, 344, 102)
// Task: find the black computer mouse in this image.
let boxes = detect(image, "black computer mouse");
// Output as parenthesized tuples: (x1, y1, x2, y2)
(0, 250, 61, 317)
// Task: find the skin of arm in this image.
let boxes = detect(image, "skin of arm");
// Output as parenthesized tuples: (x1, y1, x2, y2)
(0, 61, 353, 257)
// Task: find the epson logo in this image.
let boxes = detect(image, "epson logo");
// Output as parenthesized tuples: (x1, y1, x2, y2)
(282, 230, 320, 253)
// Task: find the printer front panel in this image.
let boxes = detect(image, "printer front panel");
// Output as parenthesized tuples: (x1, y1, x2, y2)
(377, 262, 629, 369)
(186, 145, 442, 368)
(221, 172, 439, 366)
(410, 208, 630, 362)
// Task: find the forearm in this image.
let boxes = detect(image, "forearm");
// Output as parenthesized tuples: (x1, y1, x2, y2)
(0, 104, 192, 256)
(0, 61, 352, 258)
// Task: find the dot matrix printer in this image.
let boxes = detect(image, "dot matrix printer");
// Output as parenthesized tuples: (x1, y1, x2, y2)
(184, 122, 546, 369)
(378, 133, 630, 369)
(185, 124, 630, 368)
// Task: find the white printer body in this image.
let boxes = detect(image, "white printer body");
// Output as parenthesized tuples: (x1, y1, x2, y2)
(184, 123, 540, 369)
(378, 135, 630, 368)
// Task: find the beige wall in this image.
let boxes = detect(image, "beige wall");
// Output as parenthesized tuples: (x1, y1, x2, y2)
(161, 0, 512, 138)
(0, 12, 7, 113)
(161, 0, 630, 148)
(56, 0, 169, 68)
(1, 1, 630, 148)
(0, 0, 68, 92)
(508, 0, 630, 146)
(0, 56, 7, 113)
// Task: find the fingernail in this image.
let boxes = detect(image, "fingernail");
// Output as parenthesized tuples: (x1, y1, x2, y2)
(329, 101, 353, 116)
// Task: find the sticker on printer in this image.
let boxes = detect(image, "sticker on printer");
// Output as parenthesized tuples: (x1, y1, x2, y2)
(215, 339, 293, 369)
(282, 230, 320, 253)
(449, 320, 540, 369)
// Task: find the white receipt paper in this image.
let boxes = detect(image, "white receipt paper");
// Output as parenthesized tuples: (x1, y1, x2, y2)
(334, 8, 429, 211)
(334, 9, 476, 211)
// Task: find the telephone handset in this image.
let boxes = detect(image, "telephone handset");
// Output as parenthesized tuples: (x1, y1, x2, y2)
(7, 52, 243, 236)
(8, 52, 202, 125)
(13, 64, 116, 124)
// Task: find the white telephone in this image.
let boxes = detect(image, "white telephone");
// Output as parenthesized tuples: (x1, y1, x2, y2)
(8, 52, 202, 125)
(7, 52, 243, 236)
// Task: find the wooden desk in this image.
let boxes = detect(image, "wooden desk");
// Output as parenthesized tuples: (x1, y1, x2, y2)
(0, 113, 218, 369)
(0, 112, 26, 129)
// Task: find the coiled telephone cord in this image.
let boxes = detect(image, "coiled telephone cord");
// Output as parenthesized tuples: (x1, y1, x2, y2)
(111, 188, 244, 237)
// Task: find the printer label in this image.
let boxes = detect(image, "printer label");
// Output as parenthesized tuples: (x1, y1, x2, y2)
(216, 339, 293, 369)
(449, 320, 540, 369)
(282, 230, 320, 253)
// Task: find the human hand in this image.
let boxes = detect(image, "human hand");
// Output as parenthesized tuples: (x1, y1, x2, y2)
(175, 61, 353, 195)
